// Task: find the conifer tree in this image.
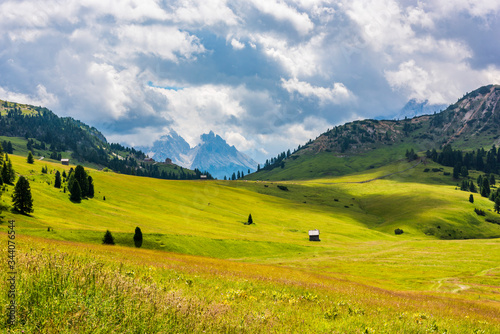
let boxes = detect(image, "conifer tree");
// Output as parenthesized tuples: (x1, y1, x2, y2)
(70, 178, 82, 202)
(12, 176, 34, 214)
(1, 163, 8, 185)
(495, 197, 500, 214)
(74, 165, 89, 197)
(102, 230, 115, 245)
(481, 178, 491, 198)
(133, 227, 143, 248)
(54, 171, 62, 188)
(469, 181, 476, 193)
(247, 214, 253, 225)
(469, 194, 474, 203)
(27, 151, 34, 164)
(6, 141, 13, 154)
(88, 176, 94, 198)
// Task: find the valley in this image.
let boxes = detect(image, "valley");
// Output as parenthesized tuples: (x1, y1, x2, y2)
(1, 152, 499, 332)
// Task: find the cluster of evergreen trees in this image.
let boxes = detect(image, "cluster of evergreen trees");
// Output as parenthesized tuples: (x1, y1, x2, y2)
(429, 144, 500, 213)
(66, 165, 94, 202)
(427, 144, 500, 176)
(224, 169, 251, 180)
(0, 144, 16, 186)
(1, 141, 13, 154)
(257, 149, 292, 172)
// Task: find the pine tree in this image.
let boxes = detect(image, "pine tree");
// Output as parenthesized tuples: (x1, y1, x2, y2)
(102, 230, 115, 245)
(12, 176, 34, 214)
(6, 141, 13, 154)
(133, 227, 143, 248)
(495, 197, 500, 214)
(54, 171, 62, 188)
(453, 163, 461, 179)
(70, 178, 82, 202)
(6, 158, 15, 184)
(1, 164, 8, 185)
(461, 166, 469, 177)
(469, 181, 476, 193)
(247, 214, 253, 225)
(469, 194, 474, 203)
(74, 165, 89, 197)
(27, 151, 34, 164)
(481, 178, 491, 198)
(490, 174, 496, 186)
(88, 176, 94, 198)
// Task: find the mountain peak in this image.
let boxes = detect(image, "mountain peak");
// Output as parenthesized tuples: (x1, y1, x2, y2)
(136, 130, 257, 179)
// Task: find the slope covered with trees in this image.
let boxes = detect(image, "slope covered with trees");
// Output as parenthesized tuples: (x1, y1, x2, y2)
(0, 100, 212, 180)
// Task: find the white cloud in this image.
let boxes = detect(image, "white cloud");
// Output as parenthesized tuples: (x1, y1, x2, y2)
(255, 32, 326, 77)
(281, 77, 354, 104)
(0, 84, 58, 108)
(150, 84, 247, 146)
(385, 60, 500, 105)
(114, 25, 205, 61)
(250, 0, 314, 35)
(168, 0, 240, 27)
(230, 38, 245, 50)
(225, 131, 255, 151)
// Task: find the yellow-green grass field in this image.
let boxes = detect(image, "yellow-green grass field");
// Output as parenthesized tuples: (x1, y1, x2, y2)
(1, 154, 500, 332)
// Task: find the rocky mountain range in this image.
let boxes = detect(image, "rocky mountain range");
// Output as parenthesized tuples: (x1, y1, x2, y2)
(138, 131, 257, 180)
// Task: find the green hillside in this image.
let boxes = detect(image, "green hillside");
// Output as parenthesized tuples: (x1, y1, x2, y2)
(1, 154, 499, 332)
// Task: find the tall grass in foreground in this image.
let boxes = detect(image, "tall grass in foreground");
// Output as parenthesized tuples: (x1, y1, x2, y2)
(1, 236, 498, 333)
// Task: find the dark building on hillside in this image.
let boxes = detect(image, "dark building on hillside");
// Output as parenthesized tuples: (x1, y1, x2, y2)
(308, 229, 320, 241)
(61, 159, 69, 165)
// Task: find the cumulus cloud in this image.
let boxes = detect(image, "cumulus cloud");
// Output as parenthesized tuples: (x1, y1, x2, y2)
(0, 84, 58, 107)
(230, 38, 245, 50)
(1, 0, 500, 163)
(250, 0, 314, 35)
(281, 77, 355, 105)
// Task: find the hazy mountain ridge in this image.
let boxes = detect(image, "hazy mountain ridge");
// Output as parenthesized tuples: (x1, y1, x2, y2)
(138, 131, 257, 179)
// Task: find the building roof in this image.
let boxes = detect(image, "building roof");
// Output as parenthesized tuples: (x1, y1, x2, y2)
(308, 229, 320, 236)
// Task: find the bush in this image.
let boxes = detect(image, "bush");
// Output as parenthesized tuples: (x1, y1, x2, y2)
(423, 168, 430, 172)
(474, 208, 486, 216)
(277, 185, 289, 191)
(394, 228, 404, 235)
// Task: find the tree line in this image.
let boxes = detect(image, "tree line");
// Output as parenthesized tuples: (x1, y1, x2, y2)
(426, 144, 500, 175)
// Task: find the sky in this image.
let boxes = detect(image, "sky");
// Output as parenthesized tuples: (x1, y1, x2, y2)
(1, 0, 500, 162)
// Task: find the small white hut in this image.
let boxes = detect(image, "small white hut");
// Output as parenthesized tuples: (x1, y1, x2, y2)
(308, 229, 320, 241)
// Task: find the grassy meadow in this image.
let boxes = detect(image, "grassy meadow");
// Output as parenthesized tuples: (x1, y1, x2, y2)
(1, 153, 500, 332)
